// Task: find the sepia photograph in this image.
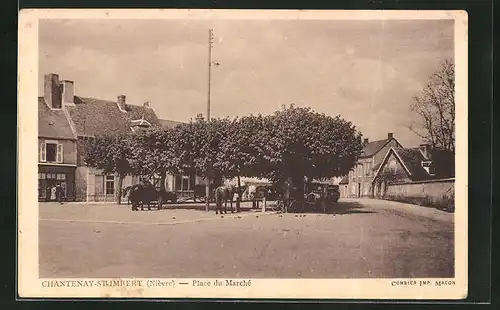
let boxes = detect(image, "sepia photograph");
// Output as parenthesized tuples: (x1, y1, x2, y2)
(18, 9, 468, 299)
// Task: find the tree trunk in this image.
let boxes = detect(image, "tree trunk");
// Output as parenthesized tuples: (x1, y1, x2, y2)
(159, 170, 167, 210)
(236, 175, 242, 212)
(160, 170, 167, 192)
(292, 175, 305, 212)
(192, 173, 198, 202)
(117, 174, 124, 204)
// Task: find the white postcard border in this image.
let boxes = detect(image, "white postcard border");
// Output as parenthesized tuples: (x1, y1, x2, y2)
(18, 9, 468, 299)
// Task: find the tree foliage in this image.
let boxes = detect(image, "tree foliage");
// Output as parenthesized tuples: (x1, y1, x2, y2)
(84, 132, 136, 203)
(84, 105, 363, 202)
(410, 59, 455, 151)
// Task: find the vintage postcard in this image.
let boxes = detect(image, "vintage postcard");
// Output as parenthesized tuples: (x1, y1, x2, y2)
(18, 9, 468, 299)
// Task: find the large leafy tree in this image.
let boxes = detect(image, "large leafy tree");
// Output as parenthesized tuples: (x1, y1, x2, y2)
(84, 132, 136, 204)
(218, 114, 272, 195)
(260, 105, 363, 198)
(84, 105, 362, 207)
(129, 127, 179, 191)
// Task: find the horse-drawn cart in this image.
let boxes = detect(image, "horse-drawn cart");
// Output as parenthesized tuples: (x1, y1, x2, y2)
(124, 182, 177, 211)
(278, 180, 340, 214)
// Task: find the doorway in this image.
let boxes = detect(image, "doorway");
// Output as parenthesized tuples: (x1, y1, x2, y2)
(357, 183, 361, 198)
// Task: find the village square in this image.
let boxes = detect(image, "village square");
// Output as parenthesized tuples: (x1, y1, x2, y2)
(37, 19, 456, 279)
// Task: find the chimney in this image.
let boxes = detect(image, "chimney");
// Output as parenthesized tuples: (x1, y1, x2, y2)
(419, 143, 430, 159)
(60, 80, 75, 106)
(388, 133, 394, 140)
(143, 101, 150, 108)
(117, 95, 126, 112)
(44, 73, 62, 109)
(195, 113, 204, 121)
(363, 138, 369, 146)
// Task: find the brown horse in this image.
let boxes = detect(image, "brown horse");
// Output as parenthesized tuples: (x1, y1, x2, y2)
(214, 185, 235, 214)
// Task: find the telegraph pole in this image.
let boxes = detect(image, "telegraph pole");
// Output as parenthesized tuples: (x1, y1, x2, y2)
(205, 28, 214, 212)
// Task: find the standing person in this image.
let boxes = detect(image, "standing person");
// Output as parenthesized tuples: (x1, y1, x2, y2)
(59, 183, 66, 204)
(55, 183, 62, 204)
(50, 185, 57, 201)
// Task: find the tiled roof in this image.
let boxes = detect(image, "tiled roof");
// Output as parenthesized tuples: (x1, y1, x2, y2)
(393, 147, 430, 181)
(159, 119, 184, 129)
(38, 98, 76, 140)
(339, 175, 349, 184)
(362, 139, 391, 157)
(66, 96, 161, 136)
(427, 149, 455, 178)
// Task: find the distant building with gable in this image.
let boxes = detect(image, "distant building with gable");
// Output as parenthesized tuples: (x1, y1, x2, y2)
(371, 144, 455, 198)
(346, 133, 402, 197)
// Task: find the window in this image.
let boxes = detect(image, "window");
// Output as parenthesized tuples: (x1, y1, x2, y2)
(38, 180, 46, 198)
(40, 141, 63, 163)
(389, 159, 397, 170)
(182, 176, 190, 191)
(152, 176, 162, 190)
(105, 176, 115, 195)
(175, 175, 192, 191)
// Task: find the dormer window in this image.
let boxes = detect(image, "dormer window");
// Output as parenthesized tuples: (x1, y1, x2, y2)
(130, 115, 152, 129)
(421, 160, 435, 175)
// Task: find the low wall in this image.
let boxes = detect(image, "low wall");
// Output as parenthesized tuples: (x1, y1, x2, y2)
(384, 178, 455, 211)
(386, 178, 454, 198)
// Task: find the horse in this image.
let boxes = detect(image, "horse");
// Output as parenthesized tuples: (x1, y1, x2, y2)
(122, 182, 160, 211)
(123, 186, 133, 205)
(214, 184, 235, 214)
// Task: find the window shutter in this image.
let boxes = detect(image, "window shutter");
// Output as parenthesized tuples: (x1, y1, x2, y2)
(40, 142, 46, 162)
(56, 144, 63, 163)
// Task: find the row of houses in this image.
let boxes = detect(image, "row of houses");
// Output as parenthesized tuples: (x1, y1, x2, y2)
(339, 133, 455, 199)
(39, 73, 454, 203)
(38, 73, 204, 202)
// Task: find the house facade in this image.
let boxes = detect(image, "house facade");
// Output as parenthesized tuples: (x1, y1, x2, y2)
(338, 175, 349, 198)
(346, 133, 402, 197)
(38, 93, 78, 201)
(39, 73, 204, 202)
(371, 144, 455, 198)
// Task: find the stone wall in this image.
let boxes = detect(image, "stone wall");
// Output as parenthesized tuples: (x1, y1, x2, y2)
(385, 178, 455, 199)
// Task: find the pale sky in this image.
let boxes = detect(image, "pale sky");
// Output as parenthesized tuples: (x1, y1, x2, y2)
(39, 18, 454, 147)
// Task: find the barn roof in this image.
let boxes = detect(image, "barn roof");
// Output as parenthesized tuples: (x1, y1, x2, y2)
(361, 138, 400, 157)
(159, 119, 184, 129)
(373, 146, 454, 182)
(65, 96, 161, 137)
(393, 147, 431, 181)
(38, 98, 76, 140)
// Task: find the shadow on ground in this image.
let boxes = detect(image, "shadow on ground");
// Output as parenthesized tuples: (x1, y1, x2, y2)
(285, 201, 376, 215)
(125, 202, 264, 213)
(328, 202, 376, 215)
(120, 201, 375, 216)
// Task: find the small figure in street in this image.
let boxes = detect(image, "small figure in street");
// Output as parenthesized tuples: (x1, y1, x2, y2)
(60, 184, 66, 204)
(50, 185, 57, 201)
(55, 183, 63, 204)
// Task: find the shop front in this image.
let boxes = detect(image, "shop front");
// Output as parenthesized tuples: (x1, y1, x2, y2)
(38, 165, 76, 202)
